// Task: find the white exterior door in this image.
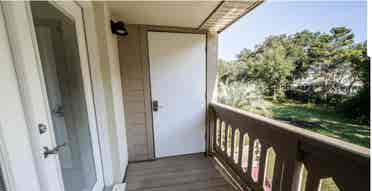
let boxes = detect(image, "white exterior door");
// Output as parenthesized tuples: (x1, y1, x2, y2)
(148, 32, 206, 158)
(2, 1, 103, 191)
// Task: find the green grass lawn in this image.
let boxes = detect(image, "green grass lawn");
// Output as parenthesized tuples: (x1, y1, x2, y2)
(244, 98, 370, 148)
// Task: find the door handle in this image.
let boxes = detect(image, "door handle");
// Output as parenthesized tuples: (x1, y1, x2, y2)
(43, 142, 67, 158)
(152, 100, 164, 112)
(52, 104, 64, 116)
(152, 100, 158, 111)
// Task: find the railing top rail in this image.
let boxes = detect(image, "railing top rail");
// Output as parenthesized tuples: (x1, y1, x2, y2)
(210, 102, 370, 159)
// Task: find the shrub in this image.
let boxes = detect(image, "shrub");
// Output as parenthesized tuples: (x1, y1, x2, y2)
(217, 81, 269, 115)
(285, 88, 349, 106)
(341, 87, 370, 124)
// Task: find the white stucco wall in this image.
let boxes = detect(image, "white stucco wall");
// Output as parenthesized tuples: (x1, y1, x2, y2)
(104, 3, 129, 183)
(88, 1, 129, 187)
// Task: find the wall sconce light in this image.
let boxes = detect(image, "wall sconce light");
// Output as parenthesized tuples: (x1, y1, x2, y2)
(111, 20, 128, 36)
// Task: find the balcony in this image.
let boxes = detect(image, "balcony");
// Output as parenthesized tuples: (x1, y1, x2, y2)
(1, 1, 369, 191)
(123, 102, 369, 191)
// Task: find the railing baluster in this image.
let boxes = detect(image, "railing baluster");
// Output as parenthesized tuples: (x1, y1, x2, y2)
(305, 172, 320, 191)
(220, 121, 225, 151)
(227, 125, 232, 157)
(216, 118, 220, 148)
(258, 143, 268, 185)
(230, 126, 236, 160)
(237, 129, 244, 167)
(280, 142, 300, 191)
(208, 110, 216, 155)
(222, 122, 227, 154)
(246, 136, 254, 178)
(281, 158, 301, 191)
(272, 156, 283, 190)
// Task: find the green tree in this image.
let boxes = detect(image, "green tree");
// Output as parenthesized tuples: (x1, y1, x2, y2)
(288, 30, 318, 80)
(307, 27, 356, 102)
(218, 59, 248, 83)
(237, 48, 254, 63)
(244, 35, 295, 99)
(218, 26, 369, 123)
(342, 42, 370, 123)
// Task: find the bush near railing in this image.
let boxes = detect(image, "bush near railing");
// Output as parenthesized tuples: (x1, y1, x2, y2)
(208, 102, 370, 191)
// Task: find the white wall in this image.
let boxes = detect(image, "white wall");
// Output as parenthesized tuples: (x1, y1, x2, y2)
(83, 1, 128, 187)
(104, 4, 129, 182)
(96, 2, 128, 184)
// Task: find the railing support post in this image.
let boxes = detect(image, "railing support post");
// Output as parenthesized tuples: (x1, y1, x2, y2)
(280, 141, 301, 191)
(207, 106, 216, 156)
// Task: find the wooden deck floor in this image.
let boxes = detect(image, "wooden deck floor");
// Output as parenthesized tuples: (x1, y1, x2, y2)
(126, 153, 237, 191)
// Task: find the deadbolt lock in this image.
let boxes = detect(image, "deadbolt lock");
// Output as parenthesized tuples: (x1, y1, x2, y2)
(38, 123, 47, 134)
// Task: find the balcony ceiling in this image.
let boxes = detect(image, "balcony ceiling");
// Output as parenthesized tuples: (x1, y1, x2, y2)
(108, 1, 264, 32)
(107, 1, 221, 28)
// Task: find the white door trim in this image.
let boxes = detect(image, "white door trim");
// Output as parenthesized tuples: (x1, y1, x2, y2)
(2, 1, 104, 191)
(79, 2, 116, 186)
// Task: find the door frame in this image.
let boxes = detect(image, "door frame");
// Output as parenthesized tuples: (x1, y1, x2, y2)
(0, 3, 41, 191)
(143, 28, 208, 159)
(2, 1, 104, 191)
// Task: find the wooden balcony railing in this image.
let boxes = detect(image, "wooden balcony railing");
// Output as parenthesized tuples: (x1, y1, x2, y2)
(207, 102, 370, 191)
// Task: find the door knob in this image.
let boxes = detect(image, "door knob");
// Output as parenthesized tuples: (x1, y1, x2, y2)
(43, 142, 67, 158)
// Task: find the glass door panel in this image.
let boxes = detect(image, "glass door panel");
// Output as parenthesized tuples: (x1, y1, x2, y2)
(30, 2, 97, 191)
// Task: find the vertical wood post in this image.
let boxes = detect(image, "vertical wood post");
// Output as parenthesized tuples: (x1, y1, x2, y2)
(205, 32, 218, 157)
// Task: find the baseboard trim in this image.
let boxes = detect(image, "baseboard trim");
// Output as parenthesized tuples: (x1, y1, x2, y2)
(154, 152, 206, 160)
(112, 183, 126, 191)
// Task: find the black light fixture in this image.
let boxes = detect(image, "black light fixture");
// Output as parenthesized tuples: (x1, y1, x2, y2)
(111, 20, 128, 36)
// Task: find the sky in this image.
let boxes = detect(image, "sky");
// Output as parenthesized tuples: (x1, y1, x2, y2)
(218, 1, 367, 61)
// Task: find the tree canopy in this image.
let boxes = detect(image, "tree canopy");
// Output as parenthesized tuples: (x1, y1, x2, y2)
(218, 26, 369, 123)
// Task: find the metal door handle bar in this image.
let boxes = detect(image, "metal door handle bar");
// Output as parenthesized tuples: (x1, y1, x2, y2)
(43, 142, 67, 158)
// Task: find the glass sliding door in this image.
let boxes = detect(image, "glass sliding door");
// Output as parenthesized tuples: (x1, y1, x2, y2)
(30, 2, 97, 191)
